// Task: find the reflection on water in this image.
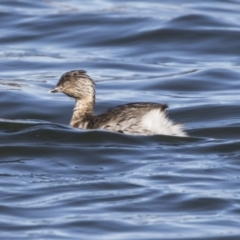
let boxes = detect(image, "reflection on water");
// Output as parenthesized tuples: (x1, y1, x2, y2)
(1, 0, 240, 239)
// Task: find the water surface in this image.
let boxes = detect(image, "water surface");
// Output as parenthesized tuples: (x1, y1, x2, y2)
(1, 0, 240, 239)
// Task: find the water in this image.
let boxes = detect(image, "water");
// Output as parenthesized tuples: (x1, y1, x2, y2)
(1, 0, 240, 239)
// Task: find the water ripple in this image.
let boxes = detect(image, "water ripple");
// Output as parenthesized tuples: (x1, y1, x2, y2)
(1, 0, 240, 239)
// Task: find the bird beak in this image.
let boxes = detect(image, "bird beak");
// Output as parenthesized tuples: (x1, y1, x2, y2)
(48, 86, 60, 93)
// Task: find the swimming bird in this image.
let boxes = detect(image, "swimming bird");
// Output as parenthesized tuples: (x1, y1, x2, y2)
(49, 70, 187, 137)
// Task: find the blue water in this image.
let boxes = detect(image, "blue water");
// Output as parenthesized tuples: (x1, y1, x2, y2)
(1, 0, 240, 239)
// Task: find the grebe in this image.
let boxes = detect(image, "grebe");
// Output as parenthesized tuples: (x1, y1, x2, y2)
(49, 70, 187, 137)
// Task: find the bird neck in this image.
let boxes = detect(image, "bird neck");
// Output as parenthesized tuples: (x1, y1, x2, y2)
(70, 98, 94, 128)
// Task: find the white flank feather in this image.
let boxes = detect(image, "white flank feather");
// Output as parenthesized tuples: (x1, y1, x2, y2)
(141, 109, 187, 137)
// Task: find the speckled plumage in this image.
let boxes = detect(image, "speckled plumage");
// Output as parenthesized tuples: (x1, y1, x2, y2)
(49, 70, 187, 136)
